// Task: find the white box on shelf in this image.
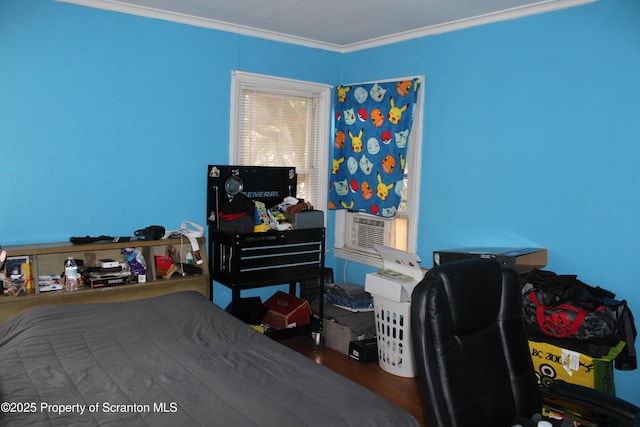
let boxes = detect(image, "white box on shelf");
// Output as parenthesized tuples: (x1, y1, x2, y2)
(364, 245, 426, 303)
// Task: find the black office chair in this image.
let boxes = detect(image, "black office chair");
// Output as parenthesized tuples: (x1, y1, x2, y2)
(410, 258, 640, 427)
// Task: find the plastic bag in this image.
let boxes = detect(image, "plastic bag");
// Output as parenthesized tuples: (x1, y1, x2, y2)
(121, 248, 147, 276)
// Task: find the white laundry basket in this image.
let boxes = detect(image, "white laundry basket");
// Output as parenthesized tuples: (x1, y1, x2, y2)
(365, 245, 425, 378)
(373, 295, 416, 378)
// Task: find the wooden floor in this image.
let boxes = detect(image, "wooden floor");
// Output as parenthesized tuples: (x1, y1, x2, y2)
(280, 336, 426, 426)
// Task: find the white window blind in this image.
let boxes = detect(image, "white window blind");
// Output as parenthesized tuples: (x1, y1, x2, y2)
(230, 71, 330, 208)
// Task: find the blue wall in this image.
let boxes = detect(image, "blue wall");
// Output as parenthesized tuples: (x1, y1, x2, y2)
(2, 0, 640, 404)
(335, 0, 640, 401)
(0, 0, 341, 305)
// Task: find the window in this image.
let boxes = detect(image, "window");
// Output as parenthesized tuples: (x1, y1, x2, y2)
(333, 78, 425, 267)
(230, 71, 331, 210)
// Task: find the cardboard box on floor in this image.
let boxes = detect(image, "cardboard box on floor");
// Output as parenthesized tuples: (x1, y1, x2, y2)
(263, 291, 311, 330)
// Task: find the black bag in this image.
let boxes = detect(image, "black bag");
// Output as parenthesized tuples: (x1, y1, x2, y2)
(134, 225, 165, 240)
(521, 269, 637, 370)
(522, 275, 618, 340)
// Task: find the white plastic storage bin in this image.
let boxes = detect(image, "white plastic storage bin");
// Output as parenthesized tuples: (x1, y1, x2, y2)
(373, 295, 416, 377)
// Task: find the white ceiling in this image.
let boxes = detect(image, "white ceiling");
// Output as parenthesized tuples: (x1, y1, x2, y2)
(60, 0, 596, 52)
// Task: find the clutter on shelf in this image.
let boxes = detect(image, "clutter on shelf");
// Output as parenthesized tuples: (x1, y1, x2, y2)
(218, 193, 320, 234)
(207, 165, 324, 234)
(1, 254, 33, 296)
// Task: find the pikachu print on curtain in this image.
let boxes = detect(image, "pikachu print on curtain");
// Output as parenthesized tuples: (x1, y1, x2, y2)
(328, 78, 421, 217)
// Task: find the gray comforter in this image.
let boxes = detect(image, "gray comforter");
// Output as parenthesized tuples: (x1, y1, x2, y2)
(0, 291, 419, 426)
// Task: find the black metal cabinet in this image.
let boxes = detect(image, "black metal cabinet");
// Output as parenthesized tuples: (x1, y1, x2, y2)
(206, 165, 325, 338)
(209, 227, 325, 336)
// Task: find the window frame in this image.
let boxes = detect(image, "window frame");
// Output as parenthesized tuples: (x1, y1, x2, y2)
(229, 71, 332, 213)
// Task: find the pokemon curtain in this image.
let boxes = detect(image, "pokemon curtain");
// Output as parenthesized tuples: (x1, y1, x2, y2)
(328, 78, 420, 217)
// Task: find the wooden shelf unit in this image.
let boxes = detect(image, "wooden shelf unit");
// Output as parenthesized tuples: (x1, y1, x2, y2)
(0, 237, 210, 324)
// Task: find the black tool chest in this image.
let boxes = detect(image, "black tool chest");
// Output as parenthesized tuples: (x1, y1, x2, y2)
(207, 165, 325, 337)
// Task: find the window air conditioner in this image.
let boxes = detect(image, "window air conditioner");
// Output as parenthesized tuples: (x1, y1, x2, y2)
(345, 212, 396, 254)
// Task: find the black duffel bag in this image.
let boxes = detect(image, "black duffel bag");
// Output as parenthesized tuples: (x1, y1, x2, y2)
(521, 269, 637, 370)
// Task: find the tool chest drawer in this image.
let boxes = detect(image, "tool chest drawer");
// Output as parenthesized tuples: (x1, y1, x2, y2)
(210, 227, 325, 288)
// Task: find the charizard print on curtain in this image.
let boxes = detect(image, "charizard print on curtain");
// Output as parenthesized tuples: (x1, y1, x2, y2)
(328, 78, 421, 217)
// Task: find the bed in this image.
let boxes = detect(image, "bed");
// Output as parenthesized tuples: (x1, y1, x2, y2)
(0, 291, 419, 426)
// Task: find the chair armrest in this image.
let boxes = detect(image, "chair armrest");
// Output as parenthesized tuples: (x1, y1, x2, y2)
(543, 380, 640, 426)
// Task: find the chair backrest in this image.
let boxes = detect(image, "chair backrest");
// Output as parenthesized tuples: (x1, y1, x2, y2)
(410, 258, 541, 427)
